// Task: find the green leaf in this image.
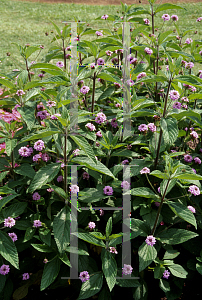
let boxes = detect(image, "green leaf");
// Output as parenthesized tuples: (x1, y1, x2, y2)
(0, 171, 9, 182)
(163, 250, 180, 260)
(0, 79, 16, 89)
(130, 187, 159, 199)
(130, 218, 150, 237)
(0, 194, 18, 210)
(167, 201, 197, 228)
(23, 227, 36, 243)
(155, 3, 185, 13)
(106, 217, 112, 238)
(138, 242, 157, 272)
(102, 250, 117, 292)
(53, 205, 70, 253)
(72, 232, 105, 247)
(82, 40, 97, 57)
(0, 231, 19, 269)
(30, 62, 63, 71)
(27, 163, 61, 193)
(161, 118, 179, 147)
(150, 170, 169, 179)
(58, 252, 71, 267)
(0, 274, 6, 294)
(196, 262, 202, 275)
(116, 278, 140, 287)
(31, 244, 53, 253)
(98, 86, 115, 101)
(65, 246, 89, 255)
(3, 202, 27, 219)
(168, 264, 188, 278)
(40, 256, 61, 291)
(17, 103, 36, 131)
(72, 157, 115, 179)
(39, 228, 51, 247)
(174, 173, 202, 180)
(5, 139, 17, 157)
(158, 30, 174, 45)
(14, 163, 35, 179)
(159, 279, 170, 292)
(77, 272, 103, 300)
(70, 135, 97, 164)
(158, 228, 198, 245)
(20, 130, 60, 143)
(25, 46, 40, 59)
(97, 72, 122, 85)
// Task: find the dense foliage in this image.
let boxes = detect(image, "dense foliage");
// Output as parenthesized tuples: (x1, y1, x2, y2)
(0, 1, 202, 299)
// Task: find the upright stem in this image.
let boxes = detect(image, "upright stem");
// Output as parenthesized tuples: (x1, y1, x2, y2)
(91, 71, 96, 113)
(64, 128, 68, 193)
(63, 40, 66, 70)
(25, 59, 31, 82)
(151, 179, 170, 236)
(154, 76, 172, 169)
(151, 6, 155, 35)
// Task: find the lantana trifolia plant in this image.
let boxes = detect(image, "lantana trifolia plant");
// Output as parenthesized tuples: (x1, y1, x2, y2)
(0, 0, 202, 299)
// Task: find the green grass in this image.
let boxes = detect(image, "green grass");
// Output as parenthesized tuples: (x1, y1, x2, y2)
(0, 0, 202, 73)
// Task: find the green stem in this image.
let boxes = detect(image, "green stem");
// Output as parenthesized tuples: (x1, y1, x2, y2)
(91, 71, 96, 113)
(151, 178, 170, 236)
(64, 128, 68, 194)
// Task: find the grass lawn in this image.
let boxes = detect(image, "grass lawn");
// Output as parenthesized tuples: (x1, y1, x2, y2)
(0, 0, 202, 73)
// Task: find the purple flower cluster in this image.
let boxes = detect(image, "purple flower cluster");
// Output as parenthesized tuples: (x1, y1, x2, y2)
(137, 72, 147, 81)
(169, 90, 180, 101)
(121, 180, 130, 190)
(0, 265, 10, 275)
(144, 47, 153, 55)
(34, 140, 45, 151)
(162, 14, 170, 21)
(173, 102, 182, 109)
(188, 185, 200, 196)
(80, 86, 90, 94)
(79, 271, 90, 282)
(145, 235, 156, 246)
(103, 186, 113, 195)
(163, 270, 170, 279)
(83, 172, 89, 180)
(22, 273, 30, 280)
(18, 146, 33, 157)
(140, 167, 150, 174)
(88, 222, 96, 229)
(4, 217, 15, 228)
(33, 220, 42, 228)
(187, 205, 196, 213)
(8, 232, 18, 242)
(184, 154, 193, 162)
(85, 123, 96, 131)
(148, 123, 156, 132)
(138, 124, 148, 132)
(36, 110, 50, 120)
(122, 264, 133, 275)
(70, 185, 79, 194)
(95, 112, 106, 124)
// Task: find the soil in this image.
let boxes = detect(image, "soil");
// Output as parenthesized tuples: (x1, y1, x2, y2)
(13, 0, 202, 6)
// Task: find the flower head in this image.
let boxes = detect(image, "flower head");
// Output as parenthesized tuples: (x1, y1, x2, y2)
(103, 186, 113, 195)
(36, 110, 50, 120)
(70, 185, 79, 194)
(18, 146, 32, 157)
(188, 185, 200, 196)
(137, 72, 147, 81)
(144, 47, 153, 55)
(46, 100, 56, 107)
(121, 181, 130, 190)
(187, 205, 196, 213)
(145, 235, 156, 246)
(185, 38, 193, 44)
(138, 124, 148, 132)
(162, 14, 170, 21)
(16, 90, 25, 96)
(96, 130, 102, 137)
(8, 232, 18, 242)
(83, 172, 89, 180)
(143, 18, 150, 25)
(163, 270, 170, 279)
(0, 265, 10, 275)
(148, 123, 156, 132)
(43, 258, 48, 263)
(190, 131, 198, 139)
(34, 140, 45, 151)
(122, 264, 133, 275)
(194, 157, 201, 164)
(88, 222, 96, 229)
(33, 192, 41, 201)
(169, 90, 180, 101)
(101, 14, 109, 19)
(57, 175, 63, 182)
(4, 217, 15, 228)
(173, 102, 182, 109)
(111, 118, 118, 128)
(33, 220, 42, 228)
(97, 58, 104, 66)
(85, 123, 96, 131)
(140, 167, 150, 174)
(109, 247, 118, 254)
(22, 273, 30, 280)
(56, 61, 64, 68)
(171, 15, 178, 21)
(80, 86, 90, 95)
(79, 271, 90, 282)
(73, 149, 80, 156)
(95, 31, 103, 36)
(184, 154, 193, 162)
